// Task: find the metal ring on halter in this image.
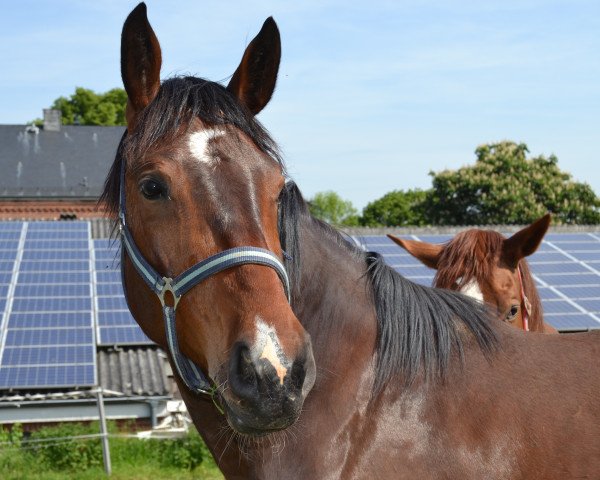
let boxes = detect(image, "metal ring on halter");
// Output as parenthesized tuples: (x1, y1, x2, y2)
(158, 277, 181, 310)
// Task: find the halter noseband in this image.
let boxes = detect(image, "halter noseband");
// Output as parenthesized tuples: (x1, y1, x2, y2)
(118, 162, 290, 400)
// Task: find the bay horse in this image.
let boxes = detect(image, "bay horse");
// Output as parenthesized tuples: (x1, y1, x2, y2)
(388, 215, 558, 333)
(103, 4, 600, 478)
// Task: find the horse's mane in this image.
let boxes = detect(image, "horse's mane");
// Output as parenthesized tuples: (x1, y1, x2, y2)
(279, 182, 498, 391)
(434, 229, 544, 331)
(101, 76, 498, 394)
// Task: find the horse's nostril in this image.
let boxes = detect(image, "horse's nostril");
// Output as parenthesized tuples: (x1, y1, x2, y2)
(239, 347, 256, 384)
(239, 348, 256, 383)
(290, 359, 306, 391)
(229, 343, 259, 401)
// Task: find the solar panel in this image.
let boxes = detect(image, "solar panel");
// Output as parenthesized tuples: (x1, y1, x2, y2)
(19, 260, 90, 272)
(530, 263, 591, 275)
(99, 327, 151, 345)
(0, 365, 95, 389)
(14, 284, 91, 297)
(0, 251, 17, 261)
(554, 286, 600, 299)
(548, 241, 600, 251)
(26, 230, 89, 240)
(536, 273, 599, 286)
(0, 240, 19, 250)
(22, 250, 90, 261)
(98, 311, 137, 327)
(8, 312, 93, 329)
(0, 222, 96, 390)
(2, 345, 94, 366)
(11, 297, 92, 312)
(96, 283, 125, 296)
(544, 314, 600, 331)
(544, 233, 597, 242)
(18, 272, 91, 284)
(92, 239, 152, 347)
(98, 297, 128, 310)
(0, 261, 15, 272)
(354, 233, 600, 332)
(96, 271, 121, 283)
(24, 240, 89, 250)
(27, 221, 88, 231)
(5, 328, 93, 346)
(95, 259, 119, 271)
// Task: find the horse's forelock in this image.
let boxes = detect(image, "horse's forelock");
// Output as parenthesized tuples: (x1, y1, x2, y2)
(434, 230, 504, 290)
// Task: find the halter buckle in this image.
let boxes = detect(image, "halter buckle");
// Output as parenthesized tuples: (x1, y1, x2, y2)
(158, 277, 181, 310)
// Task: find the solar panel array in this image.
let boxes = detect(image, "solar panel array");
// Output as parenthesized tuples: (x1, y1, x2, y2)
(1, 220, 599, 391)
(354, 233, 600, 332)
(0, 222, 96, 389)
(93, 239, 151, 346)
(0, 221, 150, 391)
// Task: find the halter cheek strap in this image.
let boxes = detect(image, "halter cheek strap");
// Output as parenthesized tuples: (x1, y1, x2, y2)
(118, 162, 290, 399)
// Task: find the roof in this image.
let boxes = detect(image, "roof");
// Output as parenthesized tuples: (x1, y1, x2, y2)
(0, 125, 123, 199)
(98, 347, 173, 397)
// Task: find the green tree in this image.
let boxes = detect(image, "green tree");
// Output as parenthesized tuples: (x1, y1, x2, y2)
(309, 191, 359, 226)
(360, 189, 428, 227)
(48, 87, 127, 126)
(424, 141, 600, 225)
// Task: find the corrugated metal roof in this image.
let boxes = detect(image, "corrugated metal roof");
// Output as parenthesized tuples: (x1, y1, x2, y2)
(98, 347, 173, 397)
(90, 217, 115, 239)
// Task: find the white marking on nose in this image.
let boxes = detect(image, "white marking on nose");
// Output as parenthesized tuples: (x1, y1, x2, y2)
(188, 128, 225, 165)
(255, 319, 288, 385)
(460, 279, 484, 303)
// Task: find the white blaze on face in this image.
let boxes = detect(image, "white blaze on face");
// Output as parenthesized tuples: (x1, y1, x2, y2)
(255, 319, 288, 385)
(188, 128, 225, 165)
(460, 279, 484, 303)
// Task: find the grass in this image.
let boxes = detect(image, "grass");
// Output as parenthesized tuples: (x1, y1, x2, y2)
(0, 423, 224, 480)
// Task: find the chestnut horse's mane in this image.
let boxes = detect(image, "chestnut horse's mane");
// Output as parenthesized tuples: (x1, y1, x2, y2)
(434, 229, 544, 331)
(101, 76, 498, 393)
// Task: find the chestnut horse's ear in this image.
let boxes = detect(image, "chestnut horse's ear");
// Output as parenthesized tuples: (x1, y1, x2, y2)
(387, 235, 443, 270)
(121, 3, 162, 125)
(503, 213, 551, 267)
(227, 17, 281, 115)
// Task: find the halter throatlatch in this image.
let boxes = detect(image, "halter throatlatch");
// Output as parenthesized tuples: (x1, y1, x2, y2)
(118, 163, 291, 399)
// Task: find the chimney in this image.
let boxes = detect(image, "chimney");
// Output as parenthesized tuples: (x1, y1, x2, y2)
(43, 109, 61, 132)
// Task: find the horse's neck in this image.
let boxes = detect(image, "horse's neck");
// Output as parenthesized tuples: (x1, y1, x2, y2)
(292, 219, 378, 375)
(185, 219, 380, 477)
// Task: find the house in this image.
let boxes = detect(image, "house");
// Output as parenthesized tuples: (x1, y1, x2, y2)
(0, 113, 179, 431)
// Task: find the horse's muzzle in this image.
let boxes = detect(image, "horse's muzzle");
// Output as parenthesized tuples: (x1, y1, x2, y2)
(223, 338, 316, 434)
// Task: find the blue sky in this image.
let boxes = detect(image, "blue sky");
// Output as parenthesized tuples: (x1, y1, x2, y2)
(1, 0, 598, 209)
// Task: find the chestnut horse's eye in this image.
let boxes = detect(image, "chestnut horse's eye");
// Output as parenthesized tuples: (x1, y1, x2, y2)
(140, 179, 165, 200)
(506, 305, 519, 322)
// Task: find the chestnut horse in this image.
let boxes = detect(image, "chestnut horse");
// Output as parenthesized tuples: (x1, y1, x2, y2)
(103, 4, 600, 478)
(389, 215, 558, 333)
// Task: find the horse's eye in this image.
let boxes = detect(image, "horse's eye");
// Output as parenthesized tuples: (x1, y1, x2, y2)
(140, 179, 165, 200)
(506, 305, 519, 321)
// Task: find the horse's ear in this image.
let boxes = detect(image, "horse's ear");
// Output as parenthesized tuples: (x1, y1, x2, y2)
(227, 17, 281, 115)
(387, 235, 443, 269)
(503, 214, 551, 267)
(121, 2, 162, 127)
